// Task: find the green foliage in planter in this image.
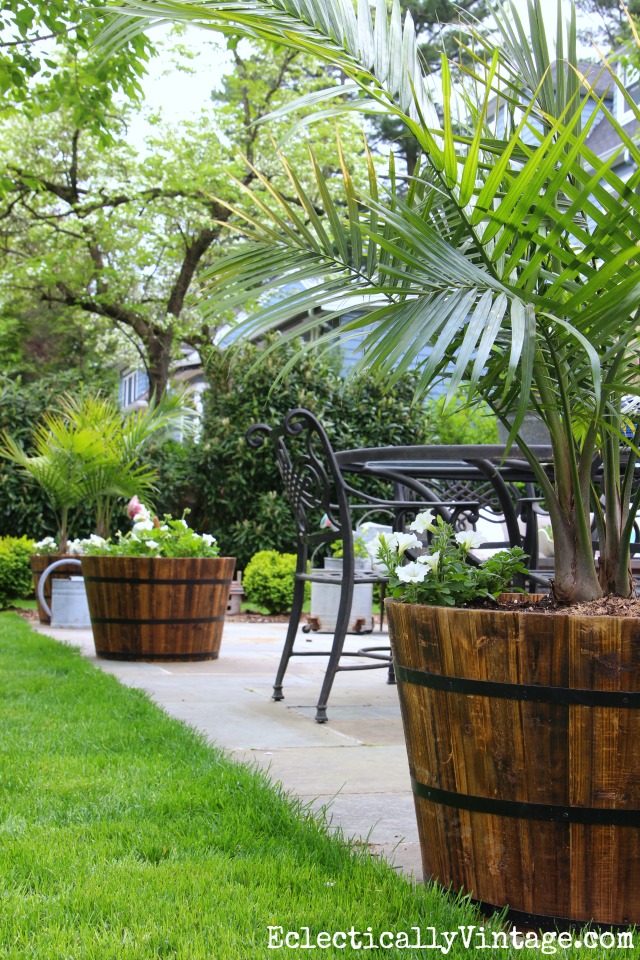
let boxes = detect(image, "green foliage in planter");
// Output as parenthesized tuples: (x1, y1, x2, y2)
(243, 549, 300, 614)
(102, 0, 640, 603)
(0, 385, 189, 550)
(0, 536, 35, 609)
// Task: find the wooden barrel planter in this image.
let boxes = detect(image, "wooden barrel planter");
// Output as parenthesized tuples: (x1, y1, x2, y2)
(81, 556, 236, 661)
(386, 597, 640, 929)
(30, 554, 79, 624)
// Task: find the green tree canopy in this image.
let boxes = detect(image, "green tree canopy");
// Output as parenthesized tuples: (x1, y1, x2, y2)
(0, 0, 153, 142)
(0, 41, 367, 397)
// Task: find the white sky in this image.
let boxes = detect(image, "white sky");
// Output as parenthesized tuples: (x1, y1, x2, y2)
(126, 28, 232, 145)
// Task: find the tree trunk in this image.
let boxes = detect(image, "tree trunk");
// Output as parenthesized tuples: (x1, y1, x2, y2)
(597, 553, 635, 597)
(550, 517, 604, 602)
(145, 330, 174, 400)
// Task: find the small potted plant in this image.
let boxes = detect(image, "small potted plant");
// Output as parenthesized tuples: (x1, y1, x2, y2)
(309, 533, 374, 633)
(80, 497, 235, 661)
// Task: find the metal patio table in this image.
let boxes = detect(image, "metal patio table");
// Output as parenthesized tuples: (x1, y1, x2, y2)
(335, 443, 554, 572)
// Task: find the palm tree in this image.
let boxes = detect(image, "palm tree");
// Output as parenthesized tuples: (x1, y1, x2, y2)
(57, 390, 190, 537)
(1, 414, 105, 553)
(102, 0, 640, 602)
(0, 390, 189, 546)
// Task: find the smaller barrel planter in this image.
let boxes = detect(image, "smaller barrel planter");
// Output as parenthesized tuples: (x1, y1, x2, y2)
(81, 555, 236, 661)
(30, 554, 80, 624)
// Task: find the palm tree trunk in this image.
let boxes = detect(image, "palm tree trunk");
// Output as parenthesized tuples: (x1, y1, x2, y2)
(551, 531, 603, 602)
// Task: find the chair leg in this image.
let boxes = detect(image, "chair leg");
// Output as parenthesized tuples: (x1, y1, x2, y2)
(272, 577, 306, 701)
(314, 578, 354, 723)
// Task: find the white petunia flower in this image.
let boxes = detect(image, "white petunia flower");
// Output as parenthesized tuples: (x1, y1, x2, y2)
(145, 540, 160, 550)
(394, 532, 421, 554)
(133, 519, 155, 533)
(34, 536, 57, 549)
(201, 533, 216, 546)
(409, 510, 437, 534)
(367, 533, 398, 558)
(66, 539, 85, 555)
(417, 550, 441, 571)
(455, 530, 485, 551)
(396, 561, 429, 584)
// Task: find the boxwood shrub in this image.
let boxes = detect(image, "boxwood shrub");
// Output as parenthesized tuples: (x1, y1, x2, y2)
(0, 536, 34, 609)
(243, 550, 300, 615)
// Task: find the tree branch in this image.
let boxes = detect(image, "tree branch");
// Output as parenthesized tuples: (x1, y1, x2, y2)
(166, 226, 221, 317)
(43, 283, 152, 342)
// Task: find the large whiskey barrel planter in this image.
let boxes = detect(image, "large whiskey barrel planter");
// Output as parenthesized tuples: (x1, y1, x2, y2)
(386, 598, 640, 929)
(81, 556, 236, 661)
(30, 554, 79, 624)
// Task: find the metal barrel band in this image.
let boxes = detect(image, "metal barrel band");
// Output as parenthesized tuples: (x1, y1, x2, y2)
(470, 898, 634, 934)
(395, 663, 640, 708)
(96, 651, 217, 661)
(90, 616, 226, 625)
(83, 576, 233, 586)
(411, 779, 640, 826)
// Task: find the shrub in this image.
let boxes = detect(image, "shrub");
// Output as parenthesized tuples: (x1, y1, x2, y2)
(243, 550, 298, 614)
(0, 536, 34, 608)
(423, 394, 498, 445)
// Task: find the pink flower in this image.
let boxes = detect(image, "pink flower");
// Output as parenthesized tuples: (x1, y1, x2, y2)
(127, 496, 145, 520)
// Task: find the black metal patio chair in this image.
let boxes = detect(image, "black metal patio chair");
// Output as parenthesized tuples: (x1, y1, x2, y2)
(246, 408, 472, 723)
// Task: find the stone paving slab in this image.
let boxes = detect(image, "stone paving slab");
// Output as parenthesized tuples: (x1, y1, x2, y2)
(302, 793, 418, 847)
(234, 744, 411, 795)
(34, 618, 421, 879)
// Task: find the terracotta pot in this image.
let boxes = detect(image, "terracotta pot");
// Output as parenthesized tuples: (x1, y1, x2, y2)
(387, 597, 640, 929)
(81, 556, 235, 661)
(29, 554, 79, 624)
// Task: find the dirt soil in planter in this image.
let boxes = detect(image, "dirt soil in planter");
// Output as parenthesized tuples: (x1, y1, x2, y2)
(493, 595, 640, 617)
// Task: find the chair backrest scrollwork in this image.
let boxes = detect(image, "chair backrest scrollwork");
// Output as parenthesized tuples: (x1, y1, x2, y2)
(246, 409, 352, 558)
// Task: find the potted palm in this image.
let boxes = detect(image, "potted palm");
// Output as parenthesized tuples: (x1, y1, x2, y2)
(0, 390, 187, 623)
(105, 0, 640, 927)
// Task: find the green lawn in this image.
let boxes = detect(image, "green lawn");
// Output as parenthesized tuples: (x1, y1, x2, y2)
(0, 613, 602, 959)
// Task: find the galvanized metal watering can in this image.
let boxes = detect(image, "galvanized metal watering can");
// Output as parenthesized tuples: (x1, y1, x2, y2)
(36, 558, 91, 628)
